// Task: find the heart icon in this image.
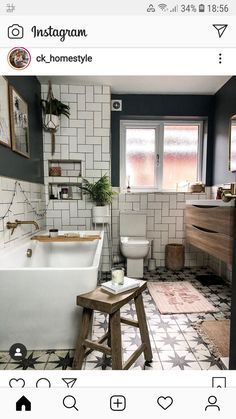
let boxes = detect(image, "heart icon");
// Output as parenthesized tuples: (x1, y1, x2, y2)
(157, 396, 173, 410)
(9, 378, 25, 388)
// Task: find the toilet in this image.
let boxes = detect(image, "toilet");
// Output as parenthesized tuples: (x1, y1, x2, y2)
(120, 212, 150, 278)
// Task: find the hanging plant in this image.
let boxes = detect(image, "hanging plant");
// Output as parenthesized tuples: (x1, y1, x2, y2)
(41, 81, 70, 154)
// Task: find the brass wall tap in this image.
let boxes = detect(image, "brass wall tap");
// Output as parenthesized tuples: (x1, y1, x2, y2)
(6, 219, 39, 235)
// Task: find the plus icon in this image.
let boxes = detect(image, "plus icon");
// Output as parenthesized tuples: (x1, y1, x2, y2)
(110, 395, 126, 411)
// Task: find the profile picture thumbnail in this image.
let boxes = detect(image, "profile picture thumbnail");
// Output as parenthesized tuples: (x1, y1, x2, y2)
(8, 47, 31, 70)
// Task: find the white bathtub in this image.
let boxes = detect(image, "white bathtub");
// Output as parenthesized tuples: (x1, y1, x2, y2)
(0, 230, 104, 350)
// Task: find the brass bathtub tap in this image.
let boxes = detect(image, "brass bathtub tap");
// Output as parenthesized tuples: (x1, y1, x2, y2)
(6, 219, 39, 235)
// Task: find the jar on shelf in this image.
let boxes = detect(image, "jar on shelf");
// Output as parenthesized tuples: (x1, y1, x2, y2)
(61, 187, 69, 199)
(49, 165, 61, 177)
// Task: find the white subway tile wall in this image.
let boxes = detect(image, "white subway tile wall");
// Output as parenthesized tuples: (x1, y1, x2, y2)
(111, 190, 213, 268)
(42, 84, 111, 271)
(0, 176, 46, 249)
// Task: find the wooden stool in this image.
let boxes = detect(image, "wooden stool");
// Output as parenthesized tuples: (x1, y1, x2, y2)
(73, 280, 152, 370)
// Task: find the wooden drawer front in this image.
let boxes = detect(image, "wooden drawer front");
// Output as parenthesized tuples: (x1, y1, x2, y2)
(185, 205, 233, 236)
(186, 224, 232, 265)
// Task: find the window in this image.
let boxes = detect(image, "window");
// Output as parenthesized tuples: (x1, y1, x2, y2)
(120, 120, 203, 191)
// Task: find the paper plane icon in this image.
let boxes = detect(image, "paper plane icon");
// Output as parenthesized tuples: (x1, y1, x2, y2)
(62, 378, 77, 388)
(213, 24, 228, 38)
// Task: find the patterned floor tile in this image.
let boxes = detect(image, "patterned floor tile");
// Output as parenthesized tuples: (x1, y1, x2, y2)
(123, 351, 145, 369)
(6, 351, 49, 370)
(0, 352, 11, 365)
(144, 361, 163, 370)
(154, 338, 190, 352)
(161, 362, 201, 370)
(159, 351, 201, 370)
(46, 350, 74, 370)
(5, 362, 46, 370)
(85, 351, 112, 370)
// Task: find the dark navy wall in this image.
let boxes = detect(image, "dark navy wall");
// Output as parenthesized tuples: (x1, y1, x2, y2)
(212, 76, 236, 185)
(0, 76, 44, 184)
(111, 94, 215, 186)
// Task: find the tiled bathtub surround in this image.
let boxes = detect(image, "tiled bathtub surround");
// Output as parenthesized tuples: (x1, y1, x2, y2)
(111, 190, 212, 268)
(42, 84, 111, 271)
(0, 176, 46, 249)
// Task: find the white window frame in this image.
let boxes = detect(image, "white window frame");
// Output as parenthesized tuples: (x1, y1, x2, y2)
(120, 119, 204, 191)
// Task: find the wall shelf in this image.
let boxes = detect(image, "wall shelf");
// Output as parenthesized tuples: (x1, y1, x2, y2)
(47, 159, 83, 201)
(49, 182, 82, 200)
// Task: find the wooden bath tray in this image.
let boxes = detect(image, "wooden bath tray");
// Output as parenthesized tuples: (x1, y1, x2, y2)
(31, 235, 101, 242)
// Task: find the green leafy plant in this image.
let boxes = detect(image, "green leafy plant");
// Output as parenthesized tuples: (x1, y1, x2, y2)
(41, 98, 70, 118)
(79, 174, 116, 206)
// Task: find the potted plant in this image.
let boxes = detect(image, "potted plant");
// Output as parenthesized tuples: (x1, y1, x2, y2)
(41, 97, 70, 130)
(41, 81, 70, 154)
(79, 174, 116, 223)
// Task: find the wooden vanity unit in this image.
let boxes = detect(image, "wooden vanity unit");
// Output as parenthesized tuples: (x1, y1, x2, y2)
(185, 201, 234, 264)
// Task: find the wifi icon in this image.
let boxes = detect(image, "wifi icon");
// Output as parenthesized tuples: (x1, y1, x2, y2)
(158, 3, 168, 11)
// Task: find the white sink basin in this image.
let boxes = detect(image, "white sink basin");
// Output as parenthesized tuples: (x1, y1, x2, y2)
(186, 199, 235, 206)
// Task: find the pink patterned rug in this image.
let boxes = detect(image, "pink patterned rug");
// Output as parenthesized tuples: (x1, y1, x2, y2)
(147, 281, 219, 314)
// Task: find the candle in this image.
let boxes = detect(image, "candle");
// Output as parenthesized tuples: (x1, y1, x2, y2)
(111, 268, 124, 285)
(49, 228, 58, 238)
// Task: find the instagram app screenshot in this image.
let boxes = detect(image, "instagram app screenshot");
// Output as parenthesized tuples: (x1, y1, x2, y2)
(0, 0, 236, 416)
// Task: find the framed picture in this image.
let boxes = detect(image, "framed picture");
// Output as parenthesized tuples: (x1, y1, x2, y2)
(9, 86, 30, 158)
(0, 76, 11, 148)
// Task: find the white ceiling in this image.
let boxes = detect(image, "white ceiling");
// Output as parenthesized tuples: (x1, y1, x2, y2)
(38, 76, 231, 95)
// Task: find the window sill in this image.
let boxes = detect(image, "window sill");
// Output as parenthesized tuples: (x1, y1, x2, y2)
(119, 188, 207, 195)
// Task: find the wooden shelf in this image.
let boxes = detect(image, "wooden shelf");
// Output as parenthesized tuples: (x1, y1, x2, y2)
(48, 176, 82, 183)
(31, 235, 101, 242)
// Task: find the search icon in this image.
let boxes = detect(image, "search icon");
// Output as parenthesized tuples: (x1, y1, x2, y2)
(63, 395, 78, 411)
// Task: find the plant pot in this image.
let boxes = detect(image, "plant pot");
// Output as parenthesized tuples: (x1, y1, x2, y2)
(92, 205, 110, 224)
(44, 114, 60, 131)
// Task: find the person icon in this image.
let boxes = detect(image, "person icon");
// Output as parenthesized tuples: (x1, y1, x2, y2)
(9, 343, 27, 361)
(205, 396, 220, 411)
(14, 348, 23, 357)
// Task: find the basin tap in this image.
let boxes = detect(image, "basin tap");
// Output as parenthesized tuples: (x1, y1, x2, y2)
(221, 183, 236, 202)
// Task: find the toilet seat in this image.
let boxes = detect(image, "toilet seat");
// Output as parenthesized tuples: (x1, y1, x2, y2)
(121, 237, 149, 246)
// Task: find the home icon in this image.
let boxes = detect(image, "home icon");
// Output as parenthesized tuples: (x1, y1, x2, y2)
(16, 396, 31, 411)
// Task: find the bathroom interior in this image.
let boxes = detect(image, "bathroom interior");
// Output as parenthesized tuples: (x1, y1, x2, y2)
(0, 75, 236, 370)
